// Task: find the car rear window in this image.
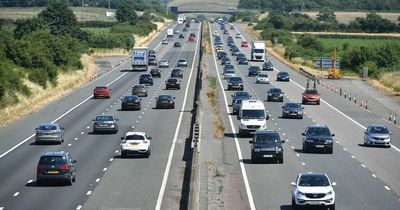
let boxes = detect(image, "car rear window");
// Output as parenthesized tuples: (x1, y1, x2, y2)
(307, 127, 331, 136)
(39, 156, 67, 165)
(95, 87, 107, 90)
(126, 134, 145, 140)
(96, 116, 114, 121)
(38, 125, 57, 130)
(159, 95, 171, 100)
(305, 89, 318, 94)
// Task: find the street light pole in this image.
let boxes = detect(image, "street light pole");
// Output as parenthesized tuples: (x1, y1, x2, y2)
(81, 0, 84, 22)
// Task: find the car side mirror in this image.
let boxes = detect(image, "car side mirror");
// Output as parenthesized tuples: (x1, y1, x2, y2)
(331, 133, 335, 136)
(389, 132, 392, 135)
(249, 140, 253, 144)
(61, 127, 65, 130)
(281, 106, 284, 108)
(121, 137, 124, 140)
(364, 131, 368, 134)
(231, 95, 233, 97)
(173, 97, 176, 99)
(302, 107, 304, 109)
(92, 119, 95, 121)
(290, 182, 296, 186)
(35, 128, 38, 130)
(155, 97, 158, 99)
(266, 115, 269, 120)
(116, 119, 119, 121)
(72, 160, 77, 164)
(332, 182, 337, 186)
(282, 92, 284, 94)
(148, 137, 152, 140)
(281, 140, 286, 143)
(302, 133, 305, 136)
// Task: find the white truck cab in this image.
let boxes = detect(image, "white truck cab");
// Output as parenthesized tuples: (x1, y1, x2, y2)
(238, 100, 268, 136)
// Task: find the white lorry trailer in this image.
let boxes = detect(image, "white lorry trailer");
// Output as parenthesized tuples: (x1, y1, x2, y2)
(251, 41, 266, 61)
(167, 28, 173, 37)
(131, 47, 148, 71)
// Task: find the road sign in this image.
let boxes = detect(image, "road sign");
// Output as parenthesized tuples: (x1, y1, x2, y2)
(315, 57, 340, 68)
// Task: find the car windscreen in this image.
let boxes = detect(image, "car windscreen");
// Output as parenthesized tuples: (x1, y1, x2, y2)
(279, 72, 288, 76)
(299, 175, 330, 187)
(125, 134, 145, 140)
(370, 126, 389, 134)
(96, 116, 114, 121)
(39, 156, 67, 165)
(235, 92, 249, 97)
(270, 89, 281, 93)
(305, 89, 318, 94)
(242, 110, 265, 119)
(38, 125, 57, 130)
(229, 77, 242, 82)
(286, 103, 301, 108)
(168, 78, 178, 82)
(254, 49, 264, 53)
(307, 127, 331, 136)
(255, 133, 280, 143)
(124, 96, 137, 101)
(159, 95, 171, 100)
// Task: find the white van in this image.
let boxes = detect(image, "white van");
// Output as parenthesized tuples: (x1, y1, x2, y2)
(238, 100, 268, 136)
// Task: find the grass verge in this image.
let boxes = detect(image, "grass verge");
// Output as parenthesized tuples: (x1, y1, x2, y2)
(206, 74, 225, 138)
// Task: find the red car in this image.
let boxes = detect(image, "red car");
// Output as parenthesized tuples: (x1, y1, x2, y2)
(93, 86, 110, 99)
(241, 41, 248, 47)
(302, 88, 321, 105)
(188, 36, 195, 41)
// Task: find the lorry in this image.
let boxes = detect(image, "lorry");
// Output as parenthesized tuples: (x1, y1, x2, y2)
(251, 41, 266, 61)
(177, 14, 185, 24)
(131, 47, 148, 71)
(167, 28, 173, 37)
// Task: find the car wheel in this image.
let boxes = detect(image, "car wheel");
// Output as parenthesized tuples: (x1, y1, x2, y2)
(328, 148, 333, 154)
(386, 145, 391, 148)
(282, 112, 285, 118)
(299, 115, 303, 119)
(121, 151, 127, 158)
(66, 177, 72, 186)
(145, 149, 150, 158)
(73, 175, 76, 182)
(278, 157, 284, 164)
(36, 179, 42, 186)
(240, 87, 244, 91)
(317, 100, 320, 105)
(291, 198, 298, 210)
(92, 130, 96, 134)
(303, 146, 308, 153)
(302, 100, 306, 104)
(329, 204, 335, 210)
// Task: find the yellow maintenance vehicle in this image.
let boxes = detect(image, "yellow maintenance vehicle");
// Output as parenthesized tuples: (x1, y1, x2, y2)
(327, 48, 341, 79)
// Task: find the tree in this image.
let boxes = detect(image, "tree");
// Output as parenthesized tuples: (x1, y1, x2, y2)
(38, 0, 84, 39)
(116, 2, 138, 24)
(14, 18, 48, 39)
(317, 8, 336, 22)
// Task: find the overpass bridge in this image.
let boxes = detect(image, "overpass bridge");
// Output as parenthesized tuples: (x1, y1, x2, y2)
(170, 6, 259, 14)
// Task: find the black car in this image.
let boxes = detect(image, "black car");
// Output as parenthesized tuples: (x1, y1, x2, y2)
(221, 57, 231, 65)
(223, 30, 229, 34)
(238, 57, 248, 65)
(232, 99, 243, 115)
(217, 51, 227, 60)
(249, 130, 285, 163)
(166, 77, 181, 89)
(179, 34, 184, 39)
(262, 61, 274, 71)
(150, 68, 161, 78)
(248, 66, 260, 76)
(36, 151, 77, 186)
(302, 125, 334, 154)
(282, 103, 304, 119)
(174, 42, 181, 47)
(171, 69, 183, 78)
(231, 91, 251, 105)
(148, 49, 156, 57)
(236, 53, 246, 61)
(231, 48, 240, 56)
(148, 56, 157, 66)
(267, 88, 284, 102)
(277, 71, 290, 81)
(156, 94, 175, 109)
(121, 95, 141, 110)
(227, 77, 244, 90)
(223, 64, 235, 74)
(139, 73, 153, 86)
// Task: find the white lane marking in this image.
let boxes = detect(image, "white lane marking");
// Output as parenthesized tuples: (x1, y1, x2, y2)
(74, 138, 78, 141)
(103, 168, 107, 171)
(106, 109, 109, 111)
(27, 179, 33, 184)
(351, 155, 355, 159)
(76, 205, 82, 210)
(291, 146, 295, 149)
(385, 186, 391, 191)
(86, 126, 90, 129)
(86, 191, 92, 195)
(109, 158, 114, 162)
(335, 140, 340, 144)
(0, 207, 4, 210)
(302, 162, 306, 166)
(131, 126, 135, 129)
(343, 148, 348, 151)
(155, 23, 202, 210)
(361, 164, 366, 168)
(201, 22, 256, 210)
(115, 150, 119, 154)
(296, 154, 300, 157)
(81, 132, 85, 135)
(13, 192, 19, 197)
(282, 133, 286, 136)
(68, 143, 72, 147)
(95, 178, 100, 183)
(372, 174, 377, 178)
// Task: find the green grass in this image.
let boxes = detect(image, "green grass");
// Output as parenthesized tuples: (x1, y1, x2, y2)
(0, 7, 117, 22)
(319, 38, 400, 49)
(81, 27, 111, 34)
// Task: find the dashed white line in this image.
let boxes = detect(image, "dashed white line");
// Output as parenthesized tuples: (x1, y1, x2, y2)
(13, 192, 19, 197)
(385, 186, 391, 191)
(361, 164, 366, 168)
(27, 179, 33, 184)
(74, 137, 78, 141)
(102, 112, 105, 115)
(335, 140, 340, 144)
(86, 126, 90, 129)
(109, 158, 114, 162)
(291, 146, 295, 149)
(136, 120, 139, 123)
(302, 162, 306, 166)
(86, 191, 92, 195)
(351, 155, 355, 159)
(103, 168, 107, 171)
(81, 132, 85, 135)
(95, 178, 100, 183)
(131, 126, 135, 129)
(372, 174, 377, 178)
(139, 116, 142, 119)
(68, 143, 72, 147)
(106, 109, 109, 111)
(282, 133, 286, 136)
(115, 150, 119, 154)
(0, 207, 4, 210)
(296, 154, 300, 157)
(343, 148, 348, 151)
(76, 205, 82, 210)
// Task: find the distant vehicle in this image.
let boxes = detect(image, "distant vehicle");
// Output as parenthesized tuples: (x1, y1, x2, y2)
(171, 69, 183, 78)
(162, 39, 168, 45)
(224, 70, 236, 80)
(159, 59, 169, 68)
(262, 61, 273, 71)
(223, 30, 229, 34)
(174, 29, 180, 34)
(139, 73, 154, 86)
(183, 27, 188, 32)
(227, 76, 244, 91)
(92, 114, 118, 134)
(251, 41, 265, 61)
(256, 72, 269, 84)
(235, 33, 242, 38)
(217, 51, 227, 60)
(238, 100, 268, 136)
(238, 57, 248, 65)
(177, 14, 185, 24)
(179, 34, 185, 39)
(291, 172, 336, 210)
(221, 57, 231, 65)
(188, 36, 195, 41)
(364, 124, 392, 147)
(185, 22, 190, 27)
(190, 33, 196, 38)
(150, 68, 161, 78)
(248, 65, 260, 76)
(231, 48, 240, 56)
(267, 88, 284, 102)
(223, 64, 235, 74)
(121, 95, 141, 110)
(148, 55, 157, 66)
(120, 132, 151, 158)
(236, 53, 246, 61)
(132, 84, 148, 97)
(35, 123, 64, 144)
(241, 41, 249, 47)
(277, 71, 290, 81)
(230, 25, 235, 30)
(166, 77, 181, 89)
(93, 86, 110, 99)
(213, 31, 219, 36)
(282, 103, 304, 119)
(156, 94, 176, 109)
(249, 130, 285, 163)
(302, 88, 321, 105)
(131, 47, 148, 71)
(174, 42, 181, 48)
(167, 28, 173, 37)
(231, 91, 251, 105)
(177, 59, 188, 67)
(302, 124, 334, 153)
(36, 151, 77, 186)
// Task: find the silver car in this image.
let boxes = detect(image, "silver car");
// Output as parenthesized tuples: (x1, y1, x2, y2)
(159, 59, 169, 68)
(132, 84, 148, 97)
(35, 123, 64, 144)
(364, 124, 391, 147)
(177, 59, 188, 67)
(92, 114, 118, 134)
(256, 72, 270, 84)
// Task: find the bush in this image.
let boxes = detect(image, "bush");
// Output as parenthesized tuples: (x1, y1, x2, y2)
(87, 32, 134, 50)
(79, 21, 117, 28)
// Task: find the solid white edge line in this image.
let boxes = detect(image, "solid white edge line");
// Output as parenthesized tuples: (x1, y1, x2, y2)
(155, 22, 202, 210)
(208, 22, 257, 210)
(13, 192, 19, 197)
(76, 205, 82, 210)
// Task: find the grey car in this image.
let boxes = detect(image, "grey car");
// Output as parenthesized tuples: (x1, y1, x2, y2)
(364, 124, 391, 147)
(92, 114, 118, 134)
(132, 84, 148, 97)
(177, 59, 188, 67)
(282, 103, 304, 119)
(36, 151, 77, 186)
(35, 123, 64, 144)
(159, 59, 169, 68)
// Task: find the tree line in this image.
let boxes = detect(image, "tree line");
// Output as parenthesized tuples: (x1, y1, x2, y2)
(238, 0, 400, 11)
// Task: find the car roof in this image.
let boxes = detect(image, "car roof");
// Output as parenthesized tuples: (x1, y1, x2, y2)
(159, 94, 173, 97)
(125, 131, 146, 136)
(254, 129, 278, 134)
(308, 124, 328, 128)
(41, 151, 68, 156)
(96, 114, 114, 117)
(300, 172, 327, 177)
(368, 124, 387, 128)
(241, 100, 265, 109)
(95, 86, 108, 88)
(39, 123, 58, 126)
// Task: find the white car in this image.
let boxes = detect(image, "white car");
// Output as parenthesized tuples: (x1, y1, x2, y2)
(291, 172, 336, 210)
(224, 70, 236, 80)
(235, 33, 242, 39)
(256, 72, 269, 84)
(177, 59, 188, 67)
(120, 132, 151, 158)
(159, 59, 169, 68)
(213, 31, 219, 36)
(162, 39, 168, 45)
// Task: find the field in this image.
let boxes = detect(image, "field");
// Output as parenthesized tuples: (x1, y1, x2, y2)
(170, 0, 239, 9)
(304, 12, 400, 24)
(318, 38, 400, 49)
(0, 7, 117, 22)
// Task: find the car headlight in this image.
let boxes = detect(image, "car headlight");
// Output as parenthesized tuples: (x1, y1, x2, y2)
(276, 147, 282, 152)
(279, 94, 283, 97)
(110, 124, 115, 128)
(297, 191, 305, 196)
(326, 190, 333, 196)
(298, 111, 303, 114)
(240, 123, 246, 128)
(268, 93, 272, 96)
(305, 139, 313, 143)
(260, 123, 267, 129)
(325, 140, 333, 144)
(253, 148, 261, 152)
(228, 83, 232, 85)
(283, 110, 289, 113)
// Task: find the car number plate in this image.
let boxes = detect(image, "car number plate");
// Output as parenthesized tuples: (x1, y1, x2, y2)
(48, 170, 59, 174)
(263, 155, 273, 158)
(130, 143, 139, 146)
(290, 113, 297, 115)
(273, 97, 278, 99)
(309, 201, 321, 205)
(315, 145, 324, 148)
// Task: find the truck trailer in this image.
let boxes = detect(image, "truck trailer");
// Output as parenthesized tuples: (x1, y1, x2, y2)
(251, 41, 266, 61)
(131, 47, 148, 71)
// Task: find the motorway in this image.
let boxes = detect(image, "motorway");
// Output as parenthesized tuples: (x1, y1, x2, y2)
(0, 21, 201, 210)
(208, 22, 400, 209)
